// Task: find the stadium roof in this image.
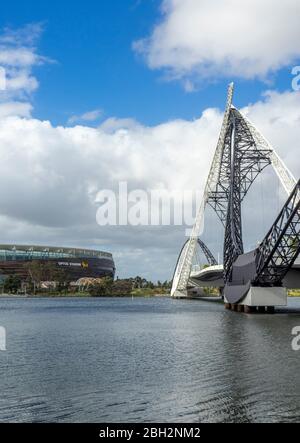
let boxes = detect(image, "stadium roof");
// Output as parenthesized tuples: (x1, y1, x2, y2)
(0, 244, 113, 259)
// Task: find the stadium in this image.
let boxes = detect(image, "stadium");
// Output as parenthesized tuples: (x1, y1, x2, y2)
(0, 244, 115, 283)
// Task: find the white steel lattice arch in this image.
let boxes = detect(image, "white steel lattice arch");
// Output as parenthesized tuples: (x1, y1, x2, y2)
(171, 84, 296, 297)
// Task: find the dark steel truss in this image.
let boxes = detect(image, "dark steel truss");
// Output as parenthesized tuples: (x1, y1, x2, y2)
(217, 108, 272, 283)
(197, 239, 218, 266)
(207, 108, 272, 228)
(253, 179, 300, 286)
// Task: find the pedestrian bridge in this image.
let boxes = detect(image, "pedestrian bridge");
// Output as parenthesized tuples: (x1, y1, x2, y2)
(171, 83, 300, 311)
(190, 262, 300, 290)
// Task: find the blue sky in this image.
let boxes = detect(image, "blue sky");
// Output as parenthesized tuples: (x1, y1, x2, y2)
(0, 0, 297, 127)
(0, 0, 299, 280)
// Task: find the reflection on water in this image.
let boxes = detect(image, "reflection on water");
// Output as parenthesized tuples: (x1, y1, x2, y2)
(0, 296, 299, 423)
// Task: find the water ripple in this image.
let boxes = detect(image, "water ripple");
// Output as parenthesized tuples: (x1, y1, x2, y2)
(0, 296, 299, 422)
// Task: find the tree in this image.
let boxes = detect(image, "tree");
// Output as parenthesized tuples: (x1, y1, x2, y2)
(112, 279, 132, 296)
(133, 276, 143, 289)
(4, 275, 21, 293)
(24, 261, 67, 292)
(162, 280, 169, 288)
(89, 277, 113, 297)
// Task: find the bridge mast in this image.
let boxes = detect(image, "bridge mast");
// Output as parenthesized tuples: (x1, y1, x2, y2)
(171, 83, 298, 303)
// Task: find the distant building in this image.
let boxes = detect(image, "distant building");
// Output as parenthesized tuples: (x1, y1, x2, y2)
(0, 244, 115, 282)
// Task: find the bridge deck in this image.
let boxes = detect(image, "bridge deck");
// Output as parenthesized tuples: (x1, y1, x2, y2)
(190, 263, 300, 289)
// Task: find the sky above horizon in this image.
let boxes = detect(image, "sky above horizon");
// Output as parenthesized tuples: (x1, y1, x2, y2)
(0, 0, 300, 280)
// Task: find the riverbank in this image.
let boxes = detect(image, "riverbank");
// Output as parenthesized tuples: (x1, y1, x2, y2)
(0, 290, 170, 298)
(288, 290, 300, 297)
(0, 289, 299, 298)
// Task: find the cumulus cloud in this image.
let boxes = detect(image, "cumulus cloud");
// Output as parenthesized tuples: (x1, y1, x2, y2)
(0, 108, 219, 279)
(134, 0, 300, 84)
(0, 21, 299, 280)
(0, 101, 32, 118)
(0, 23, 50, 116)
(68, 109, 103, 125)
(0, 89, 299, 279)
(99, 117, 141, 133)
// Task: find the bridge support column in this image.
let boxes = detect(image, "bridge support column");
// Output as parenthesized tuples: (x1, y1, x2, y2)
(266, 306, 275, 314)
(244, 305, 254, 314)
(240, 287, 287, 308)
(257, 306, 266, 313)
(172, 290, 188, 299)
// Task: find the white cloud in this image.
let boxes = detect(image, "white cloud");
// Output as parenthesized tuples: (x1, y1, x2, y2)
(68, 109, 103, 125)
(0, 48, 42, 67)
(0, 89, 299, 279)
(0, 23, 50, 114)
(0, 23, 299, 280)
(0, 23, 44, 47)
(134, 0, 300, 83)
(242, 90, 300, 171)
(0, 101, 32, 118)
(99, 117, 141, 133)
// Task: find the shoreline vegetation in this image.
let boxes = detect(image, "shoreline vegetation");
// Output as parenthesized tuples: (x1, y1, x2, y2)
(0, 291, 299, 298)
(0, 292, 170, 298)
(288, 290, 300, 297)
(0, 274, 173, 298)
(0, 292, 299, 298)
(1, 261, 299, 298)
(0, 289, 171, 298)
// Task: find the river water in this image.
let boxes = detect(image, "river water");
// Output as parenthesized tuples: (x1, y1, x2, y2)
(0, 296, 299, 423)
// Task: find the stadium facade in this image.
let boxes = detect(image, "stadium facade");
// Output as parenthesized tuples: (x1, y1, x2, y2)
(0, 244, 115, 282)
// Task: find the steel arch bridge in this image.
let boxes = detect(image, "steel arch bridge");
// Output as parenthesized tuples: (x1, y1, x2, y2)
(171, 84, 300, 309)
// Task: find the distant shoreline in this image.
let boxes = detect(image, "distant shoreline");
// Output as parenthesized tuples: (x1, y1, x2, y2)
(0, 293, 299, 299)
(0, 293, 170, 298)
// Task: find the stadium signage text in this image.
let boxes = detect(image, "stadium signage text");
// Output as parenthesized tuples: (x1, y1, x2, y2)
(58, 262, 84, 268)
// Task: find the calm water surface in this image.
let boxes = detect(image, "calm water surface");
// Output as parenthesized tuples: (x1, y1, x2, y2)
(0, 296, 299, 423)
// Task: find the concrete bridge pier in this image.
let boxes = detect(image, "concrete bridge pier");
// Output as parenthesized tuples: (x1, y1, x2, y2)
(243, 305, 255, 314)
(224, 286, 287, 313)
(224, 303, 276, 314)
(257, 306, 265, 313)
(266, 306, 275, 314)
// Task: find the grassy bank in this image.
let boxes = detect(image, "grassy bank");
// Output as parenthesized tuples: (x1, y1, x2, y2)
(288, 290, 300, 297)
(131, 288, 169, 297)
